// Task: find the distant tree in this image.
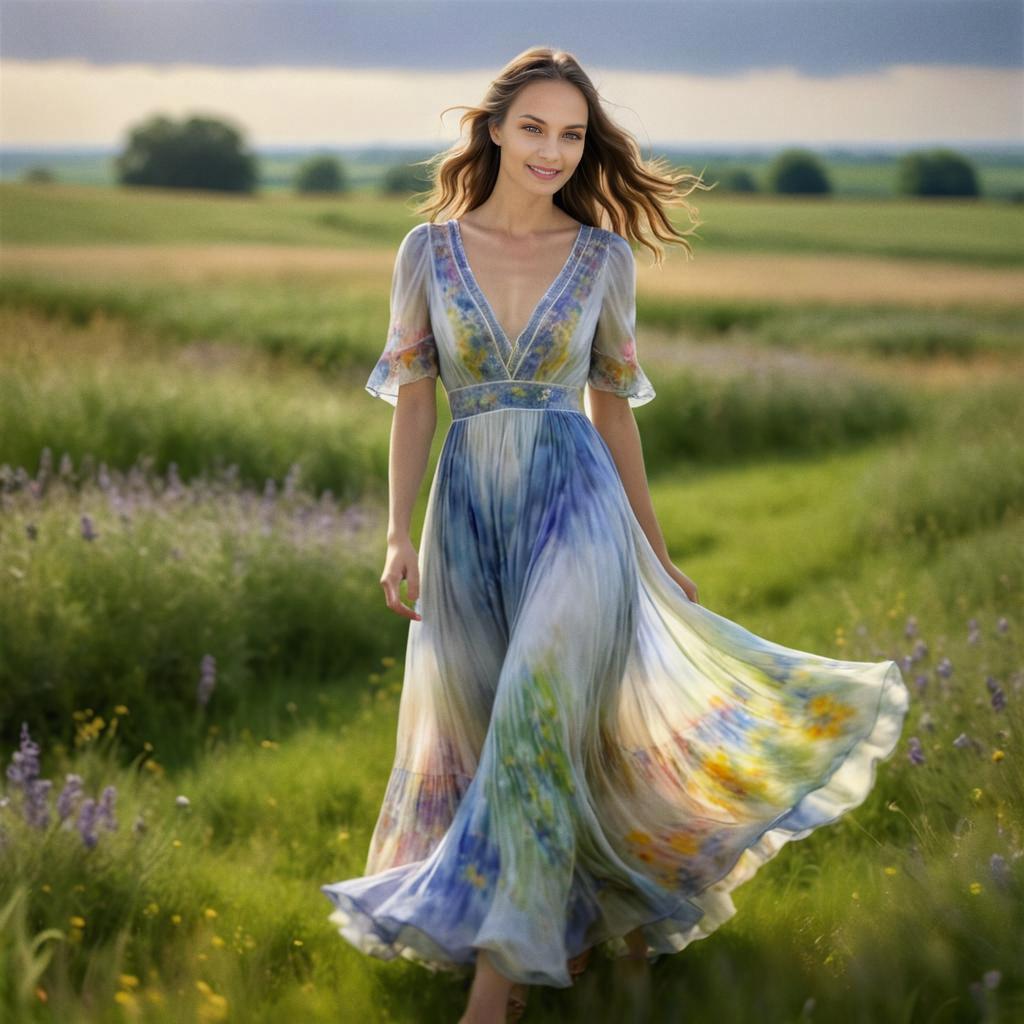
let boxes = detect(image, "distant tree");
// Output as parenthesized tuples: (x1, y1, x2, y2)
(22, 167, 55, 184)
(115, 114, 258, 193)
(896, 148, 980, 197)
(717, 167, 757, 193)
(295, 154, 348, 194)
(767, 148, 831, 194)
(382, 160, 433, 195)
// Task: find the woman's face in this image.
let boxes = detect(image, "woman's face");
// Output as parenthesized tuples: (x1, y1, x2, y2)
(490, 80, 588, 192)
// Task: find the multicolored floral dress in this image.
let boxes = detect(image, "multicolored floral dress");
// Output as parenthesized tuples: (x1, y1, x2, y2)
(320, 219, 909, 988)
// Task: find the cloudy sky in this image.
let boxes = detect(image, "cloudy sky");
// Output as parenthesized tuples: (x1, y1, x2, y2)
(1, 0, 1021, 149)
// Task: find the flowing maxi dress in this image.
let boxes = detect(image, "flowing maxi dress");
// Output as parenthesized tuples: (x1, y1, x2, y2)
(320, 219, 910, 988)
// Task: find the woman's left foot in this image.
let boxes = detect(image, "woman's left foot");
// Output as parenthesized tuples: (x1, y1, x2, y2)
(567, 947, 593, 982)
(506, 982, 529, 1021)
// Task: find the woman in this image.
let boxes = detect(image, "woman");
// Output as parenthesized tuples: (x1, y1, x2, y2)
(321, 47, 909, 1024)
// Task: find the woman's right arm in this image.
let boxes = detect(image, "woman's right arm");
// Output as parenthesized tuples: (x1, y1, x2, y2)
(363, 223, 441, 621)
(381, 378, 436, 621)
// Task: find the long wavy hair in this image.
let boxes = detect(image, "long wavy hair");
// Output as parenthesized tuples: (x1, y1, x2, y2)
(412, 46, 713, 265)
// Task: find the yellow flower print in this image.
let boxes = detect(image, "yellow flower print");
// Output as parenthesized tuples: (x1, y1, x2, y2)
(667, 830, 700, 855)
(804, 694, 856, 740)
(463, 864, 488, 890)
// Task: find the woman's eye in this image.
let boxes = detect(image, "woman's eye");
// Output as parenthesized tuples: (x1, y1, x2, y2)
(522, 125, 582, 140)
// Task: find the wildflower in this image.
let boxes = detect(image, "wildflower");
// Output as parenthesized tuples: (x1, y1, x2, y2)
(23, 778, 52, 829)
(996, 617, 1008, 635)
(56, 774, 84, 822)
(914, 672, 928, 694)
(69, 915, 86, 928)
(904, 616, 918, 639)
(992, 750, 1004, 762)
(907, 737, 925, 765)
(985, 676, 1006, 712)
(80, 514, 97, 541)
(968, 881, 982, 895)
(967, 618, 981, 645)
(77, 798, 99, 848)
(197, 654, 217, 708)
(175, 795, 191, 808)
(936, 657, 953, 679)
(953, 732, 971, 749)
(983, 969, 1001, 989)
(97, 785, 117, 831)
(911, 638, 928, 661)
(6, 722, 41, 791)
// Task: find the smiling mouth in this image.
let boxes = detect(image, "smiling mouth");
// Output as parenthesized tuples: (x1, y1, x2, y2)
(527, 164, 561, 178)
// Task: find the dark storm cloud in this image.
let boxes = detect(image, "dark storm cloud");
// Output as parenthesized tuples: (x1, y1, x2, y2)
(1, 0, 1021, 76)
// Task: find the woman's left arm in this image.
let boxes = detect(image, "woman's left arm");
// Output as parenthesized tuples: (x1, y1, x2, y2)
(588, 389, 700, 604)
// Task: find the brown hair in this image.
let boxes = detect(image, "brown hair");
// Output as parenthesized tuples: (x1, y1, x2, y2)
(411, 46, 713, 266)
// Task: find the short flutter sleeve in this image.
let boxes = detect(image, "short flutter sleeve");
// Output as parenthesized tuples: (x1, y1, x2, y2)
(365, 224, 439, 405)
(588, 234, 656, 407)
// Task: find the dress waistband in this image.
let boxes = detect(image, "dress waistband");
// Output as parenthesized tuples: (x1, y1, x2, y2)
(448, 381, 584, 420)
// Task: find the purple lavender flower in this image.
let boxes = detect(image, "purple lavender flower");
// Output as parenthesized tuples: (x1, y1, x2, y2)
(197, 653, 217, 707)
(900, 655, 913, 674)
(24, 778, 53, 829)
(56, 774, 84, 822)
(97, 785, 118, 831)
(936, 657, 953, 679)
(6, 722, 41, 790)
(77, 798, 99, 849)
(986, 676, 1006, 712)
(914, 672, 929, 694)
(80, 514, 97, 541)
(911, 639, 928, 662)
(907, 737, 925, 765)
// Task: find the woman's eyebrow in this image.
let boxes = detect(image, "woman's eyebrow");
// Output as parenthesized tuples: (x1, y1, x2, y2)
(517, 113, 587, 130)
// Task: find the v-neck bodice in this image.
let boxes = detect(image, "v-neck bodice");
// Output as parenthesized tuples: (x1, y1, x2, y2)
(364, 219, 657, 407)
(448, 218, 587, 372)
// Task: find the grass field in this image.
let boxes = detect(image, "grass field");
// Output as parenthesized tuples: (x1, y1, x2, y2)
(1, 182, 1022, 1022)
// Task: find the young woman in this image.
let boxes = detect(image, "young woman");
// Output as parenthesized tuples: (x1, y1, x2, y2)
(321, 47, 909, 1024)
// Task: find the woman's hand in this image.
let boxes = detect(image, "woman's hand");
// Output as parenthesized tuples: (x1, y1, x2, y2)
(663, 562, 700, 604)
(380, 537, 423, 621)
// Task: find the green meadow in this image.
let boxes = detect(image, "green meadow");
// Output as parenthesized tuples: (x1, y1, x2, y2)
(1, 181, 1022, 1022)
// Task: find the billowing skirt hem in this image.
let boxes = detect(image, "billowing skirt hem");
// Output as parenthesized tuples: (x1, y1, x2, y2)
(320, 657, 907, 988)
